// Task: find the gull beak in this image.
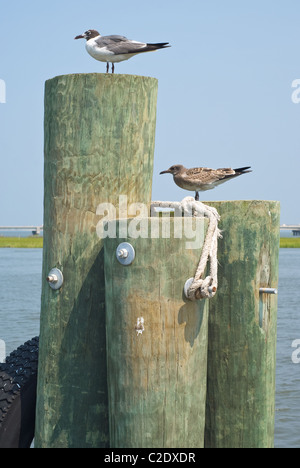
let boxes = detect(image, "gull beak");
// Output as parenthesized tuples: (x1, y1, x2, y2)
(160, 169, 171, 174)
(74, 34, 85, 40)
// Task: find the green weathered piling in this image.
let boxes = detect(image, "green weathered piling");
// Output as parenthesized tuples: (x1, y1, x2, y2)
(104, 218, 209, 448)
(204, 200, 280, 448)
(35, 74, 158, 448)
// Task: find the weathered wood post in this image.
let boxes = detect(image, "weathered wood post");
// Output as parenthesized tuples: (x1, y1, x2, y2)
(35, 74, 158, 448)
(204, 200, 280, 448)
(103, 218, 209, 448)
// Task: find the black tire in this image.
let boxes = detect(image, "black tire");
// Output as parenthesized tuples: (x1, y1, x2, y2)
(0, 337, 39, 448)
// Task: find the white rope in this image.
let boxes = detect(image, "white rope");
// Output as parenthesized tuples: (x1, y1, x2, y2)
(151, 196, 222, 301)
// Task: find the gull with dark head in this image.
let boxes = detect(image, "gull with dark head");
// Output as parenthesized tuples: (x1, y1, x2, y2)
(160, 164, 252, 200)
(75, 29, 170, 73)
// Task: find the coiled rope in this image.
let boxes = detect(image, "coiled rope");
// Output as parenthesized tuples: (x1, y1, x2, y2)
(151, 197, 222, 300)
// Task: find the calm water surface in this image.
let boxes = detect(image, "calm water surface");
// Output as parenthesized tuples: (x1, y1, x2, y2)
(0, 249, 41, 354)
(275, 249, 300, 448)
(0, 247, 299, 448)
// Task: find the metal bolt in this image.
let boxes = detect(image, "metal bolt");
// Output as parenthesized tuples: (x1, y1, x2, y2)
(47, 268, 64, 290)
(117, 248, 129, 259)
(47, 274, 58, 284)
(116, 242, 135, 266)
(259, 288, 278, 295)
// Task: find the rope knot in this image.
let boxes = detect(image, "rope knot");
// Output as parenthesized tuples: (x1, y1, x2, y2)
(151, 197, 221, 301)
(186, 276, 217, 301)
(179, 197, 221, 301)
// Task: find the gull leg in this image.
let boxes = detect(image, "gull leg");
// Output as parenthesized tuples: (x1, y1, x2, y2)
(112, 63, 115, 74)
(106, 62, 109, 73)
(195, 191, 199, 201)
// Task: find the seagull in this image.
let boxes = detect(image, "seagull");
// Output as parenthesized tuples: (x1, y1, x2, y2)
(160, 165, 252, 201)
(74, 29, 170, 73)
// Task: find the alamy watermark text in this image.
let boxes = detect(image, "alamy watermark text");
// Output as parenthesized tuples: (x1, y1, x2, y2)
(0, 340, 6, 363)
(95, 195, 205, 249)
(0, 79, 6, 104)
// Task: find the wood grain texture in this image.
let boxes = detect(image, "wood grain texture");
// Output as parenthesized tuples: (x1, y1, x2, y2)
(104, 218, 209, 448)
(204, 200, 280, 448)
(35, 74, 158, 448)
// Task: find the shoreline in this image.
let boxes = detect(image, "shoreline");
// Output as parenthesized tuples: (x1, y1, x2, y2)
(0, 237, 299, 249)
(279, 238, 300, 248)
(0, 237, 43, 248)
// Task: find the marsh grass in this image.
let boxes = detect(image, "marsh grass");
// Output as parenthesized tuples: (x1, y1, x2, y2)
(0, 236, 299, 248)
(0, 237, 43, 248)
(280, 237, 300, 248)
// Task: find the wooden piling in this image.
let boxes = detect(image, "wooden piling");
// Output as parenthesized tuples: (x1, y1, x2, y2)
(204, 200, 280, 448)
(104, 218, 209, 448)
(35, 74, 158, 448)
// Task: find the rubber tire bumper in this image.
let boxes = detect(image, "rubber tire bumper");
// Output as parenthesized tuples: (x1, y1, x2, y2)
(0, 337, 39, 448)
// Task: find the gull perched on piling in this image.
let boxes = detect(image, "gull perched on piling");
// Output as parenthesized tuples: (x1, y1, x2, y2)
(160, 165, 252, 200)
(75, 29, 170, 73)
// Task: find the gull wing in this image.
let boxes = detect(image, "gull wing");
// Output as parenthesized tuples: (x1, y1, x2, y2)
(185, 167, 236, 184)
(94, 35, 169, 55)
(94, 35, 147, 54)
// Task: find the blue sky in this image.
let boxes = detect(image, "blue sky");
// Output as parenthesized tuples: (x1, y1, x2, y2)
(1, 0, 300, 225)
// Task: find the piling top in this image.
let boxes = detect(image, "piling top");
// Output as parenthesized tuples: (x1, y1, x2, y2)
(45, 73, 158, 87)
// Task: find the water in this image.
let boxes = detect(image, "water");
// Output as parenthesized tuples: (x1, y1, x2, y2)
(0, 249, 42, 355)
(275, 249, 300, 448)
(0, 246, 299, 447)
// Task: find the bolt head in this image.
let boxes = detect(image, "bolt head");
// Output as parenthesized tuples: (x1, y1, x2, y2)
(47, 274, 58, 283)
(116, 243, 135, 266)
(117, 248, 129, 259)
